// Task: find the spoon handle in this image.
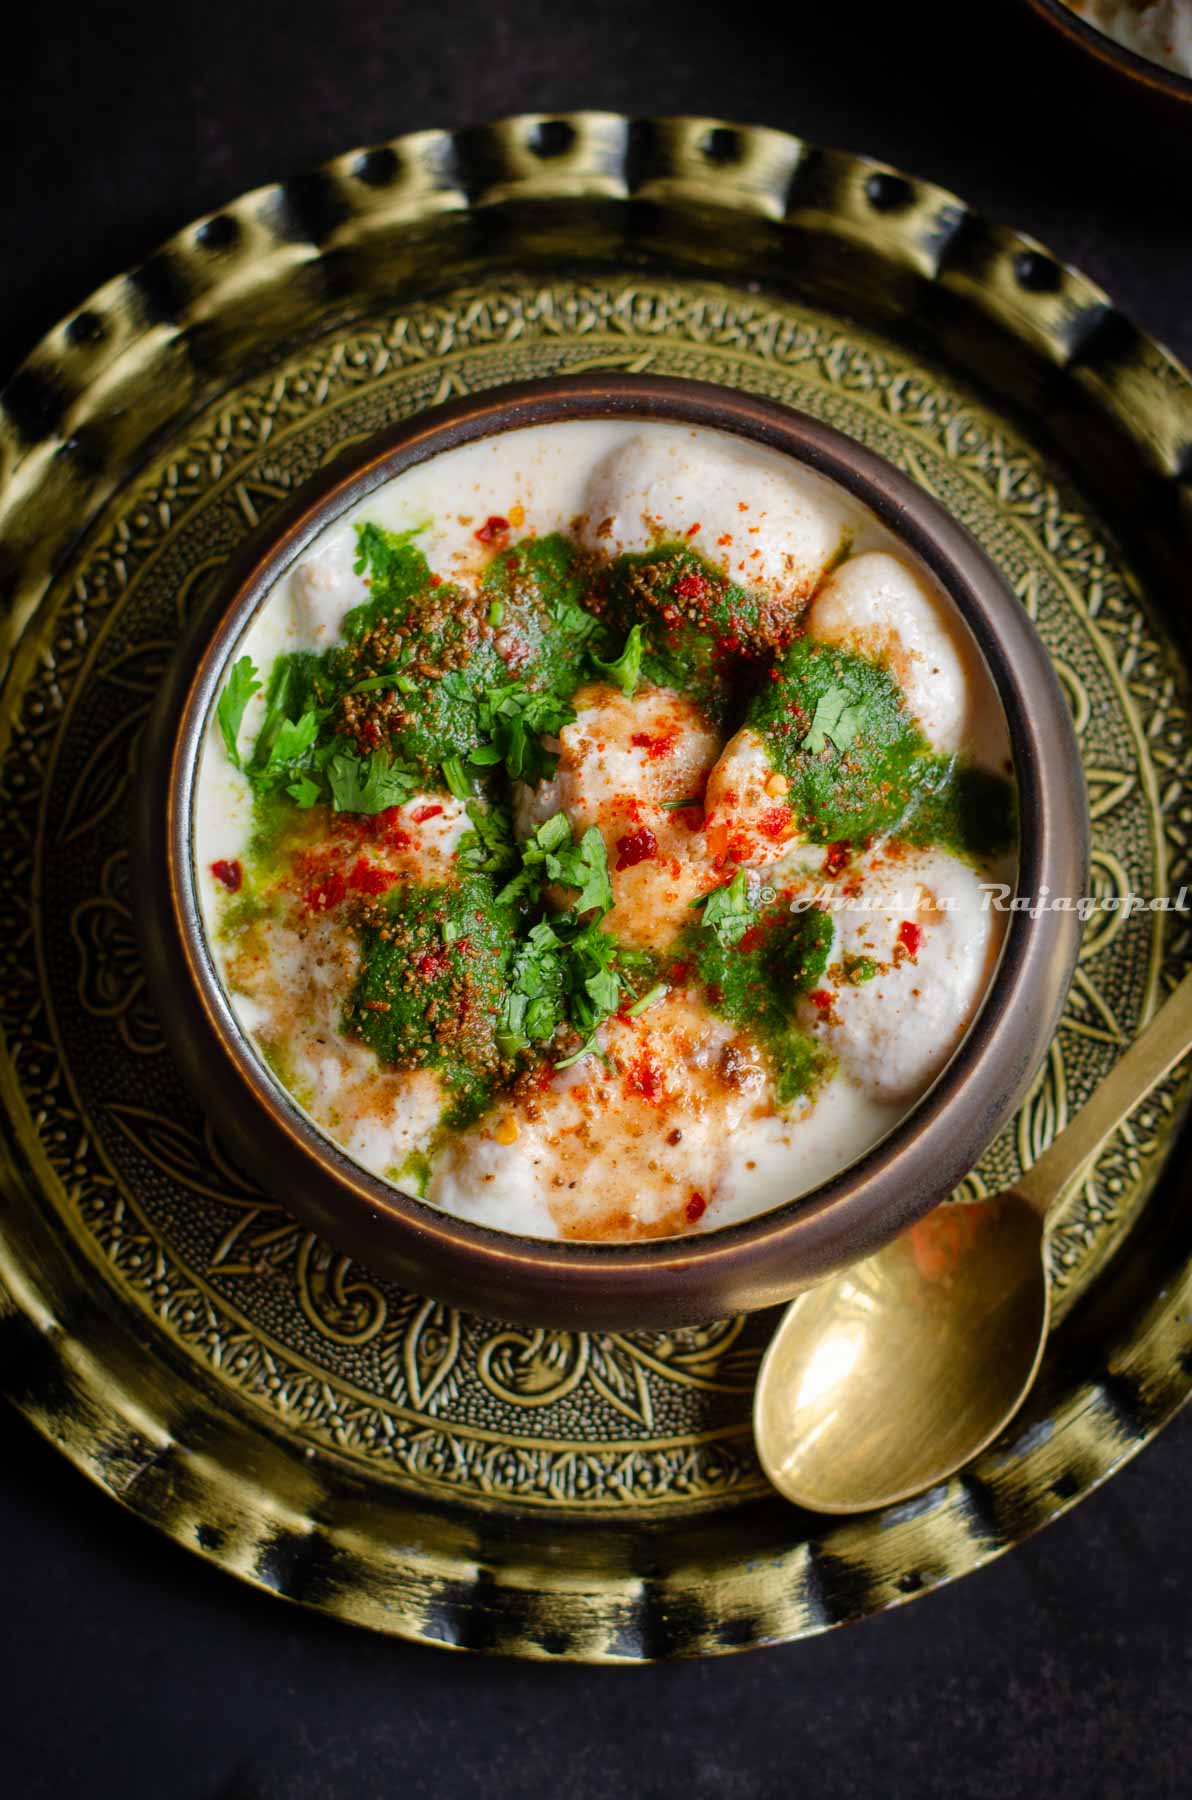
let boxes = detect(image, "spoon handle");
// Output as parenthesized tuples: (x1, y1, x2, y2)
(1015, 967, 1192, 1223)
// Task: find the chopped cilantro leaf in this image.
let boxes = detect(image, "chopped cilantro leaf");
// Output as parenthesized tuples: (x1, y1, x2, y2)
(265, 710, 320, 773)
(590, 623, 645, 698)
(326, 748, 419, 814)
(693, 867, 758, 948)
(533, 813, 572, 854)
(547, 825, 615, 916)
(441, 755, 471, 801)
(803, 686, 864, 756)
(478, 682, 574, 785)
(457, 801, 518, 875)
(216, 656, 262, 770)
(286, 774, 321, 809)
(495, 813, 612, 916)
(584, 962, 621, 1015)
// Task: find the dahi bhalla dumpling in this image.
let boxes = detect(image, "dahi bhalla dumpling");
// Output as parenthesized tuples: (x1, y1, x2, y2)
(797, 846, 1006, 1105)
(579, 430, 853, 612)
(222, 904, 448, 1183)
(806, 551, 1010, 771)
(427, 991, 772, 1240)
(289, 529, 365, 645)
(702, 724, 800, 868)
(515, 680, 723, 949)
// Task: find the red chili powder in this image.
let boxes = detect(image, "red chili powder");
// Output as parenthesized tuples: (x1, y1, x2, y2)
(305, 871, 346, 912)
(347, 859, 397, 897)
(897, 920, 922, 959)
(413, 946, 451, 979)
(625, 1054, 665, 1103)
(615, 827, 658, 870)
(757, 805, 793, 841)
(630, 727, 680, 760)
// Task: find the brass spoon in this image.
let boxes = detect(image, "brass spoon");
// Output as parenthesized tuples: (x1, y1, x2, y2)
(754, 969, 1192, 1515)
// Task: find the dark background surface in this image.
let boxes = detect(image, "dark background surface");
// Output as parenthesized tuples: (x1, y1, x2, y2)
(3, 2, 1191, 1794)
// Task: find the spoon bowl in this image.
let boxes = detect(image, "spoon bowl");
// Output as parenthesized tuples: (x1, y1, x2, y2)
(755, 1194, 1048, 1513)
(754, 968, 1192, 1514)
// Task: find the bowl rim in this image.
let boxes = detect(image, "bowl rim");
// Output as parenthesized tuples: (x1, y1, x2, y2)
(140, 371, 1088, 1327)
(1023, 0, 1192, 101)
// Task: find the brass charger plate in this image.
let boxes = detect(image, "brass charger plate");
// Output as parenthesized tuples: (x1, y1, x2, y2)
(3, 114, 1192, 1661)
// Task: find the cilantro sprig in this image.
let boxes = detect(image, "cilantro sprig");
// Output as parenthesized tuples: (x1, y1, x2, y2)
(216, 657, 262, 770)
(474, 682, 574, 785)
(493, 811, 651, 1066)
(215, 651, 420, 815)
(213, 655, 321, 794)
(498, 917, 652, 1067)
(496, 813, 613, 915)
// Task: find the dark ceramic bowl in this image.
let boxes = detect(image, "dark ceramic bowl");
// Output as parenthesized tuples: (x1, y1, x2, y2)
(135, 373, 1088, 1330)
(1022, 0, 1192, 147)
